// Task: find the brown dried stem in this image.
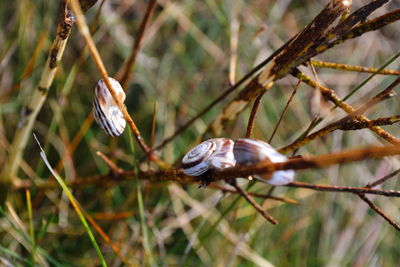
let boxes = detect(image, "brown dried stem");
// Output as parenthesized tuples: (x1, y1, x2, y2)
(366, 168, 400, 188)
(269, 80, 301, 143)
(96, 151, 124, 175)
(311, 60, 400, 75)
(327, 7, 400, 51)
(246, 91, 266, 138)
(289, 69, 400, 150)
(116, 0, 158, 90)
(286, 181, 400, 198)
(297, 0, 391, 64)
(280, 77, 400, 153)
(14, 145, 400, 194)
(229, 180, 278, 224)
(208, 183, 299, 205)
(357, 194, 400, 231)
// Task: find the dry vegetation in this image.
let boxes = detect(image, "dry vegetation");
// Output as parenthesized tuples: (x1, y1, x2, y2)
(1, 0, 400, 266)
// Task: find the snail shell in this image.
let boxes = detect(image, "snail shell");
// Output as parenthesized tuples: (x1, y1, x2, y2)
(233, 138, 294, 185)
(182, 138, 236, 176)
(93, 77, 126, 137)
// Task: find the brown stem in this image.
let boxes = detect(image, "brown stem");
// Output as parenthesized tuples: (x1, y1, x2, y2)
(230, 180, 278, 224)
(269, 80, 301, 143)
(366, 168, 400, 188)
(246, 91, 266, 138)
(116, 0, 158, 89)
(357, 194, 400, 231)
(286, 181, 400, 197)
(209, 183, 299, 205)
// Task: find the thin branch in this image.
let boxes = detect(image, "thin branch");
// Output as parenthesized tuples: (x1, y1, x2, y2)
(289, 69, 400, 150)
(311, 60, 400, 75)
(230, 180, 278, 224)
(116, 0, 158, 90)
(286, 181, 400, 197)
(357, 193, 400, 231)
(282, 115, 400, 153)
(208, 183, 300, 205)
(96, 151, 124, 175)
(14, 145, 400, 193)
(246, 91, 266, 138)
(366, 167, 400, 188)
(280, 76, 400, 153)
(205, 0, 350, 137)
(155, 47, 285, 149)
(269, 80, 301, 143)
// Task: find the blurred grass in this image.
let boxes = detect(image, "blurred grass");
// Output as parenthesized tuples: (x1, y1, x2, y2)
(1, 0, 400, 266)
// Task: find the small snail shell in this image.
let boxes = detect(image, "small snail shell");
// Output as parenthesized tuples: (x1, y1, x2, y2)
(182, 138, 236, 176)
(93, 77, 126, 137)
(233, 138, 294, 185)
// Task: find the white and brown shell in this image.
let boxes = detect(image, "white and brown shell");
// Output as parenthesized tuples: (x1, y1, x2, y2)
(93, 77, 126, 137)
(182, 138, 236, 176)
(233, 138, 294, 185)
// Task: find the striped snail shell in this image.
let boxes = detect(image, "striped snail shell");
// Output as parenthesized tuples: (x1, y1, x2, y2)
(233, 138, 295, 185)
(93, 77, 126, 137)
(182, 138, 236, 176)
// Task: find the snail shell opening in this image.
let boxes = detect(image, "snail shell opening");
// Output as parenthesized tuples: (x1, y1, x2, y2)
(182, 138, 235, 176)
(93, 77, 126, 137)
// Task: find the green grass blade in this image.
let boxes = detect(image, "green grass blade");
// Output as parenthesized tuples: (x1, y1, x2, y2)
(33, 134, 107, 267)
(128, 128, 156, 266)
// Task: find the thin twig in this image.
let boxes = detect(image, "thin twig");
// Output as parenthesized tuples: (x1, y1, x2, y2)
(281, 115, 400, 153)
(116, 0, 158, 90)
(208, 183, 299, 205)
(230, 180, 278, 224)
(269, 80, 301, 143)
(246, 91, 266, 138)
(96, 151, 124, 175)
(14, 144, 400, 192)
(286, 181, 400, 197)
(366, 168, 400, 188)
(289, 69, 400, 149)
(311, 60, 400, 75)
(150, 102, 157, 150)
(82, 210, 129, 263)
(357, 193, 400, 231)
(156, 23, 305, 148)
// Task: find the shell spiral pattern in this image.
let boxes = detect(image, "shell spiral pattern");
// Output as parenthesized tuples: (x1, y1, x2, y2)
(182, 138, 236, 176)
(181, 138, 295, 186)
(93, 77, 126, 137)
